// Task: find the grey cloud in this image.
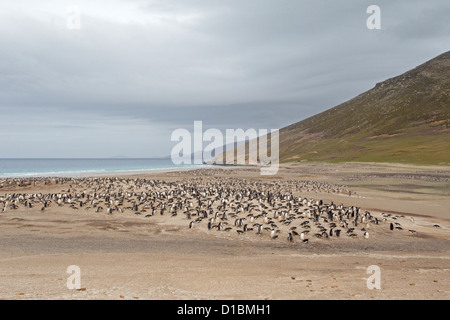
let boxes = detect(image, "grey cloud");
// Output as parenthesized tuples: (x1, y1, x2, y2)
(0, 0, 448, 157)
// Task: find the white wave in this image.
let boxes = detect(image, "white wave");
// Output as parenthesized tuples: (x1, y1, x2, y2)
(0, 164, 209, 178)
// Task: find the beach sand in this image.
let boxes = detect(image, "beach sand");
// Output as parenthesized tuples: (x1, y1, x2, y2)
(0, 163, 449, 300)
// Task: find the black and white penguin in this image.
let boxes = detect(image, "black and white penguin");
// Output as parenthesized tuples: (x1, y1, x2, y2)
(270, 229, 276, 239)
(257, 224, 263, 235)
(287, 232, 294, 243)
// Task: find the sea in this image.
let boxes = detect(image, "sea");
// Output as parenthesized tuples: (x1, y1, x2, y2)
(0, 158, 206, 178)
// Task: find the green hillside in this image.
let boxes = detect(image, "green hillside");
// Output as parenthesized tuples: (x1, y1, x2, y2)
(279, 51, 450, 165)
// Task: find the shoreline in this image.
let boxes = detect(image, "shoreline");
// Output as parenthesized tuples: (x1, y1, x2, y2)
(2, 160, 449, 180)
(0, 165, 210, 179)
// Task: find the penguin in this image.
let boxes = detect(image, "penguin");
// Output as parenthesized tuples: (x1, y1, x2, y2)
(189, 221, 194, 229)
(287, 232, 294, 243)
(270, 229, 276, 239)
(257, 224, 263, 235)
(364, 231, 369, 239)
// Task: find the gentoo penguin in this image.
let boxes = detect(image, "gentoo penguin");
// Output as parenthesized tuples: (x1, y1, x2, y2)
(270, 229, 276, 239)
(257, 224, 263, 235)
(364, 231, 369, 239)
(390, 223, 394, 231)
(287, 232, 294, 243)
(189, 221, 194, 229)
(300, 232, 305, 240)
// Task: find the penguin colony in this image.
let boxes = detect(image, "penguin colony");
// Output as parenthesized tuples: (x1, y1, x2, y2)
(0, 176, 419, 243)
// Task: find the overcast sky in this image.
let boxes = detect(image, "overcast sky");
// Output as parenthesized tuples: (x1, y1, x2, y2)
(1, 0, 449, 158)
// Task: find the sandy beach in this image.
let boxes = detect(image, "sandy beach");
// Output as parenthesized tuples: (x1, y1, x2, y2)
(0, 162, 449, 300)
